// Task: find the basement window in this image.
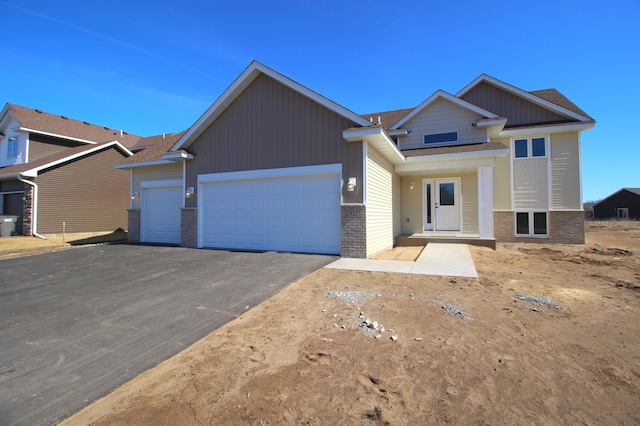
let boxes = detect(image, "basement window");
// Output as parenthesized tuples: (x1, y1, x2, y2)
(516, 211, 548, 236)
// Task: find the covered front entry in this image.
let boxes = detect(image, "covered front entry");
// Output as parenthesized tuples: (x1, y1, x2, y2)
(198, 164, 341, 255)
(423, 178, 461, 232)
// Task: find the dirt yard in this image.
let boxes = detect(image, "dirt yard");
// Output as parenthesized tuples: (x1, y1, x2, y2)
(46, 222, 640, 424)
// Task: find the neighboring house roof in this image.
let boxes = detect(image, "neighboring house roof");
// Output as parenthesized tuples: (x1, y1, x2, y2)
(117, 132, 187, 166)
(0, 141, 132, 179)
(171, 61, 373, 151)
(129, 131, 187, 151)
(593, 188, 640, 208)
(0, 103, 142, 148)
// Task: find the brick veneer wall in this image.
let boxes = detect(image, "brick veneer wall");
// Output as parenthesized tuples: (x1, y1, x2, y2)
(181, 207, 198, 248)
(494, 211, 584, 244)
(22, 184, 33, 236)
(341, 205, 366, 258)
(127, 209, 140, 242)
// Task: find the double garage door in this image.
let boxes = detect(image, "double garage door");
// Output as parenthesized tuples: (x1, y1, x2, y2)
(200, 167, 341, 255)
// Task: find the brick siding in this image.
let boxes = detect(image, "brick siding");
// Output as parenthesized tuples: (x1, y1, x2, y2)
(22, 184, 33, 236)
(181, 207, 198, 248)
(341, 205, 366, 258)
(494, 211, 584, 244)
(127, 209, 140, 242)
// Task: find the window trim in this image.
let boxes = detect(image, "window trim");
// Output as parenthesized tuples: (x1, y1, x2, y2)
(7, 136, 19, 159)
(617, 208, 629, 221)
(515, 210, 549, 237)
(423, 131, 459, 147)
(513, 136, 547, 159)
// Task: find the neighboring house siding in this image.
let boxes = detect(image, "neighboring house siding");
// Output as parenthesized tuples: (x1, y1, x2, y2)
(593, 190, 640, 219)
(35, 148, 130, 234)
(28, 134, 84, 162)
(551, 132, 581, 210)
(461, 173, 479, 234)
(398, 98, 486, 150)
(365, 147, 394, 256)
(513, 157, 548, 210)
(492, 138, 512, 210)
(184, 73, 364, 207)
(461, 82, 567, 127)
(131, 165, 182, 209)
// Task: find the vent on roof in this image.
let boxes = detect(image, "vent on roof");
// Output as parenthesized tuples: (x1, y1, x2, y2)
(35, 109, 42, 113)
(83, 121, 90, 125)
(61, 116, 68, 120)
(103, 126, 110, 130)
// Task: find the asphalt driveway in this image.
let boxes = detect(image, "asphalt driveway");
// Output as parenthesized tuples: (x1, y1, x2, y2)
(0, 244, 335, 426)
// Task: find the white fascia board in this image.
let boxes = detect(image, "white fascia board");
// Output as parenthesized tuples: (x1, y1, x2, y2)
(391, 90, 499, 130)
(115, 159, 175, 169)
(19, 127, 99, 145)
(404, 148, 509, 164)
(396, 157, 496, 175)
(456, 74, 591, 122)
(198, 163, 342, 184)
(0, 172, 19, 179)
(161, 152, 194, 161)
(23, 141, 132, 176)
(173, 61, 372, 152)
(387, 129, 408, 137)
(475, 117, 507, 127)
(500, 122, 594, 136)
(343, 127, 405, 164)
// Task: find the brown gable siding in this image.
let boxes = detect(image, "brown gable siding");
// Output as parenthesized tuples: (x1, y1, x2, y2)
(185, 73, 364, 205)
(461, 82, 570, 127)
(35, 148, 130, 234)
(29, 133, 84, 162)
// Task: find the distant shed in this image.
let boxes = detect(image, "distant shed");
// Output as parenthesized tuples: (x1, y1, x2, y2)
(592, 188, 640, 220)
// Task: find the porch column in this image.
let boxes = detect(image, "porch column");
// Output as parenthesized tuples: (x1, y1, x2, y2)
(478, 166, 494, 239)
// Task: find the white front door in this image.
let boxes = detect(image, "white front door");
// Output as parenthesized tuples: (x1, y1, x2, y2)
(423, 178, 461, 232)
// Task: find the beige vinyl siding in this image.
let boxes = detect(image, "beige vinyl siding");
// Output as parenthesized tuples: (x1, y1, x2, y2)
(513, 157, 548, 210)
(392, 172, 402, 237)
(492, 137, 512, 210)
(185, 73, 363, 207)
(131, 165, 182, 209)
(551, 132, 581, 210)
(461, 82, 568, 127)
(35, 147, 130, 234)
(400, 176, 423, 235)
(461, 173, 479, 234)
(397, 98, 487, 150)
(365, 147, 394, 256)
(28, 134, 84, 162)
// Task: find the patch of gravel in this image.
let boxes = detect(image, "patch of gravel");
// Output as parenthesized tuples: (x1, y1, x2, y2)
(325, 291, 374, 305)
(442, 304, 469, 320)
(515, 293, 561, 312)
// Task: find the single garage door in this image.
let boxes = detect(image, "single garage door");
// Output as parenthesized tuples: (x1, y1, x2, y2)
(141, 184, 182, 244)
(200, 169, 341, 255)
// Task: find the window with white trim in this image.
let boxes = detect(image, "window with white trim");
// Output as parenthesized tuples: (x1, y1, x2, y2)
(424, 131, 458, 146)
(7, 136, 19, 159)
(514, 137, 546, 158)
(516, 211, 548, 236)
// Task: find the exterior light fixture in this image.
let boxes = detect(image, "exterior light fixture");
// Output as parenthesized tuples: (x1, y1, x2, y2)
(409, 181, 415, 190)
(130, 191, 139, 200)
(185, 187, 195, 198)
(347, 178, 356, 192)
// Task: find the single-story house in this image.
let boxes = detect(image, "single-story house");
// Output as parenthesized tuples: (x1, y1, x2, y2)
(593, 188, 640, 220)
(0, 103, 139, 236)
(118, 61, 595, 257)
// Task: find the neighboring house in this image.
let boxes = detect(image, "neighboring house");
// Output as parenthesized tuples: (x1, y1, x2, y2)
(0, 103, 139, 236)
(583, 202, 595, 219)
(118, 61, 595, 258)
(592, 188, 640, 220)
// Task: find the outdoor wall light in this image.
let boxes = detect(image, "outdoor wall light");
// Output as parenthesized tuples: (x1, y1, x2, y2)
(409, 181, 415, 190)
(185, 187, 195, 198)
(131, 191, 139, 200)
(347, 177, 356, 192)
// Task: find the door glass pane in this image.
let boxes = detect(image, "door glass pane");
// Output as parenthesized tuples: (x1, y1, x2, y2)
(439, 183, 454, 206)
(533, 212, 547, 234)
(426, 184, 432, 223)
(516, 212, 529, 234)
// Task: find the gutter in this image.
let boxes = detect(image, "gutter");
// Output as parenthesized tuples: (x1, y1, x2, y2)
(16, 174, 46, 240)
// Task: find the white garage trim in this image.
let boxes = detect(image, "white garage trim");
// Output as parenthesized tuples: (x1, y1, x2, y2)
(197, 164, 342, 254)
(140, 179, 182, 244)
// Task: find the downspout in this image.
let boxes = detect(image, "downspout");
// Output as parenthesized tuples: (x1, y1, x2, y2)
(17, 174, 46, 239)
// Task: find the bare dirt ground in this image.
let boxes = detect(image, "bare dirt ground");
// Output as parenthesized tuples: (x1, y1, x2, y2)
(40, 222, 640, 424)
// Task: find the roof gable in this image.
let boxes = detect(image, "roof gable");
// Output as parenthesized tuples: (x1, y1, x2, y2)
(390, 90, 500, 130)
(457, 74, 592, 126)
(171, 61, 372, 151)
(0, 103, 142, 148)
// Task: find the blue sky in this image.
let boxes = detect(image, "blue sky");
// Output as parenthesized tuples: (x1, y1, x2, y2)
(0, 0, 638, 202)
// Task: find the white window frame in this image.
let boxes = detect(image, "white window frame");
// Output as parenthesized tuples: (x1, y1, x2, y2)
(515, 210, 549, 237)
(513, 136, 547, 159)
(7, 136, 19, 159)
(423, 131, 459, 147)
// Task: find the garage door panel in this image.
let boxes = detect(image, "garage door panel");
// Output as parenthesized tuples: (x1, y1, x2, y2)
(142, 186, 181, 244)
(201, 172, 340, 254)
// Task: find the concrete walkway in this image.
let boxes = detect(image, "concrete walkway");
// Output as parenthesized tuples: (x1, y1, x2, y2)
(325, 243, 478, 278)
